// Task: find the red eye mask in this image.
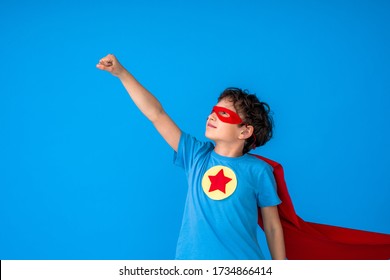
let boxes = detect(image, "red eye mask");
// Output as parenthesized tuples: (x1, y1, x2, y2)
(212, 106, 243, 124)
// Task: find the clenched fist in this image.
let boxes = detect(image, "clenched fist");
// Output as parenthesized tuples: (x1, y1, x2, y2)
(96, 54, 126, 77)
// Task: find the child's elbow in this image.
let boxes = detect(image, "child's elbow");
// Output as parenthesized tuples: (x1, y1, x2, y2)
(264, 218, 283, 237)
(149, 106, 165, 123)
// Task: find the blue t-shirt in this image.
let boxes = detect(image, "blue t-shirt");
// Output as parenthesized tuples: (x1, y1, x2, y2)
(174, 132, 281, 260)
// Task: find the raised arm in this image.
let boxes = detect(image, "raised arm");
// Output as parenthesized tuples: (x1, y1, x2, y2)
(96, 54, 181, 152)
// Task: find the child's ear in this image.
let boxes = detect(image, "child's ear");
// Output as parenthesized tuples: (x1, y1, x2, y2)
(239, 125, 254, 140)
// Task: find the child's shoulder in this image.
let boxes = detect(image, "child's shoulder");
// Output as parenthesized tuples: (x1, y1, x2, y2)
(180, 131, 214, 153)
(246, 154, 274, 172)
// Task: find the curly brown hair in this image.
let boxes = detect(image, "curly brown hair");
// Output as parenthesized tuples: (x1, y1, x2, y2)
(218, 87, 274, 154)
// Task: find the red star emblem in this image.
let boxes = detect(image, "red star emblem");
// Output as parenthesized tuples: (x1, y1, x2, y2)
(208, 169, 232, 194)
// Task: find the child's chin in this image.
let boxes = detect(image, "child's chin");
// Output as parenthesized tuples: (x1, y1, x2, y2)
(205, 131, 215, 141)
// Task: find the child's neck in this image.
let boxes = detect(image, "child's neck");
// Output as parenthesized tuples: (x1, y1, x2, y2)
(214, 143, 244, 158)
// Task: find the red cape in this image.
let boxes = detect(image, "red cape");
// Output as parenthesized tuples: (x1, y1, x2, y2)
(254, 155, 390, 260)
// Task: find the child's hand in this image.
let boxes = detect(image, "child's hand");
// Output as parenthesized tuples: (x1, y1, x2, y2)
(96, 54, 125, 77)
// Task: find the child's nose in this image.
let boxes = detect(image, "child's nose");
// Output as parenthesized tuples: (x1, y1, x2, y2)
(208, 111, 217, 121)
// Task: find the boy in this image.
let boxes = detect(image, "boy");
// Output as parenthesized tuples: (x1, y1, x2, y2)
(96, 54, 286, 260)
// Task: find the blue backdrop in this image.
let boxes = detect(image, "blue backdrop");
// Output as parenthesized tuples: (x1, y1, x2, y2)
(1, 0, 389, 259)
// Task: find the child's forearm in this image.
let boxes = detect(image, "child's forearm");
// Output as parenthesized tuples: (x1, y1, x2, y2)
(97, 54, 181, 151)
(117, 70, 164, 123)
(265, 227, 286, 260)
(97, 54, 164, 123)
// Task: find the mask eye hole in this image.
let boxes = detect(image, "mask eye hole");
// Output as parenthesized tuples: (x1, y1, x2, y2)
(218, 110, 230, 118)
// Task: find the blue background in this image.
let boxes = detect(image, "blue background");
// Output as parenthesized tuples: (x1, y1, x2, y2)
(1, 0, 389, 259)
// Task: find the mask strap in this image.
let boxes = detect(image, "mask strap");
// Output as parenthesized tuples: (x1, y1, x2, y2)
(251, 133, 257, 150)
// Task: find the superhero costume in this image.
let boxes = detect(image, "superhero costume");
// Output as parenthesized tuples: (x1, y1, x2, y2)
(178, 105, 390, 259)
(174, 132, 281, 259)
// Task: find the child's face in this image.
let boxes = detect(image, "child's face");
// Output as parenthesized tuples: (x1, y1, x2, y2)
(205, 98, 245, 144)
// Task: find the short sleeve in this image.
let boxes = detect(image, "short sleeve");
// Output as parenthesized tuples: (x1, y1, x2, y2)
(256, 164, 281, 207)
(173, 132, 213, 174)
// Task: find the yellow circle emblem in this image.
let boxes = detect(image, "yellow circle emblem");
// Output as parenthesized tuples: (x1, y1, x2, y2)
(201, 165, 237, 200)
